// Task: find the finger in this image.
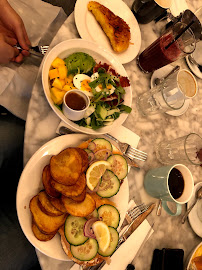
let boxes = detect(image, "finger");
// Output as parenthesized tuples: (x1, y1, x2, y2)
(4, 36, 17, 46)
(15, 22, 30, 50)
(13, 53, 24, 63)
(21, 49, 30, 57)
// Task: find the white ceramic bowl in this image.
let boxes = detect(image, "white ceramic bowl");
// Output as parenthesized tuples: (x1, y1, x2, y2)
(186, 242, 202, 270)
(42, 39, 132, 135)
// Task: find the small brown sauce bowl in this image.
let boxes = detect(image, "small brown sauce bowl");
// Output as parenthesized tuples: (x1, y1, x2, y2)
(62, 89, 90, 121)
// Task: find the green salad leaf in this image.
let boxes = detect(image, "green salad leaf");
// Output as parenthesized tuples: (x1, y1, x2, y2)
(64, 52, 96, 75)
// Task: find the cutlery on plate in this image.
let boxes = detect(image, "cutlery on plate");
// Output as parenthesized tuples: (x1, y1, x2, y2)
(105, 133, 147, 162)
(14, 44, 49, 57)
(87, 203, 155, 270)
(181, 186, 202, 224)
(126, 222, 155, 270)
(58, 126, 140, 169)
(154, 65, 180, 86)
(188, 55, 202, 72)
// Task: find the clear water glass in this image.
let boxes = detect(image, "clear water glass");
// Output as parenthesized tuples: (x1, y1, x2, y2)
(155, 133, 202, 166)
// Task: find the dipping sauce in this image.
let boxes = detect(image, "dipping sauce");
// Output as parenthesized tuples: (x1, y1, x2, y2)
(65, 92, 87, 111)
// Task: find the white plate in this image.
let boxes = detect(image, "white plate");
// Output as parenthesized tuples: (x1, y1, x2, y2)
(74, 0, 141, 64)
(150, 64, 190, 116)
(188, 182, 202, 238)
(42, 39, 132, 135)
(16, 134, 129, 261)
(186, 55, 202, 80)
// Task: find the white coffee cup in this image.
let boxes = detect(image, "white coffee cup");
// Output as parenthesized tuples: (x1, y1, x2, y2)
(177, 69, 198, 99)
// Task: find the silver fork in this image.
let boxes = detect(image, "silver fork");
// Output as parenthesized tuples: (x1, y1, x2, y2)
(125, 203, 149, 224)
(83, 203, 150, 270)
(105, 133, 147, 162)
(14, 44, 49, 57)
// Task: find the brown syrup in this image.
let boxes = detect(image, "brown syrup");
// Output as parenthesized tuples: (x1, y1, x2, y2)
(65, 92, 86, 111)
(168, 168, 184, 200)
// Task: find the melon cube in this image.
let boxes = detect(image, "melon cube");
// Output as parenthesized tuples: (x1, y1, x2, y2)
(49, 69, 59, 80)
(52, 78, 65, 90)
(63, 84, 75, 92)
(51, 57, 65, 68)
(58, 65, 67, 80)
(50, 87, 66, 105)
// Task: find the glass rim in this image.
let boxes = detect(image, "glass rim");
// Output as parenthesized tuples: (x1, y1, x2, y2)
(184, 133, 202, 165)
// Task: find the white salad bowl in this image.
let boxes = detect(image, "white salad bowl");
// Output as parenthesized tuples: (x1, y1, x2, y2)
(42, 39, 132, 135)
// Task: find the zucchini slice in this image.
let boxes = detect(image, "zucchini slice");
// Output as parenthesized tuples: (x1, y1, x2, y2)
(98, 227, 119, 257)
(88, 138, 113, 153)
(98, 204, 120, 229)
(97, 170, 120, 198)
(64, 215, 88, 246)
(107, 154, 128, 180)
(70, 238, 98, 261)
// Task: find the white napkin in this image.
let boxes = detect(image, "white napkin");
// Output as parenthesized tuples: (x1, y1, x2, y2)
(0, 0, 62, 120)
(70, 200, 154, 270)
(56, 120, 140, 149)
(170, 0, 189, 17)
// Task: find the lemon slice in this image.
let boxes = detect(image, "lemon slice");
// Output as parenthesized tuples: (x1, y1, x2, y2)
(92, 221, 110, 252)
(86, 161, 110, 191)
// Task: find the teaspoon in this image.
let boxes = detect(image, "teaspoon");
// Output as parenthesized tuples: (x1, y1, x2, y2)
(181, 186, 202, 224)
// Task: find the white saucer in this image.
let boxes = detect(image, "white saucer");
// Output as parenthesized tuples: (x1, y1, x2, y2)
(188, 182, 202, 238)
(150, 65, 190, 116)
(186, 55, 202, 80)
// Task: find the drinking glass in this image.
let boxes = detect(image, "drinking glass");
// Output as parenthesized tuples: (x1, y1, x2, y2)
(136, 69, 185, 116)
(137, 22, 196, 73)
(155, 133, 202, 166)
(131, 0, 172, 24)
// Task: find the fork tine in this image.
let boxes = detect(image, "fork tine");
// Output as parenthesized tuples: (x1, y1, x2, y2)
(129, 205, 149, 219)
(127, 146, 148, 158)
(125, 203, 149, 223)
(128, 203, 148, 217)
(127, 203, 144, 214)
(126, 152, 147, 161)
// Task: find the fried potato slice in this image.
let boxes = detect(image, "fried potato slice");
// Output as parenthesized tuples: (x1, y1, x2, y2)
(38, 190, 63, 216)
(42, 165, 60, 198)
(50, 148, 83, 186)
(30, 195, 67, 234)
(50, 173, 86, 197)
(32, 220, 56, 241)
(75, 147, 89, 173)
(62, 193, 96, 217)
(49, 197, 67, 213)
(89, 193, 116, 209)
(69, 188, 86, 202)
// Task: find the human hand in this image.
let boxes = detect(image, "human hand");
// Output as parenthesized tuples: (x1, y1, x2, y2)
(0, 33, 20, 64)
(0, 0, 31, 62)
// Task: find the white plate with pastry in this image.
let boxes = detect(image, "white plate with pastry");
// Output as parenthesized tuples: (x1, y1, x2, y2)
(74, 0, 141, 64)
